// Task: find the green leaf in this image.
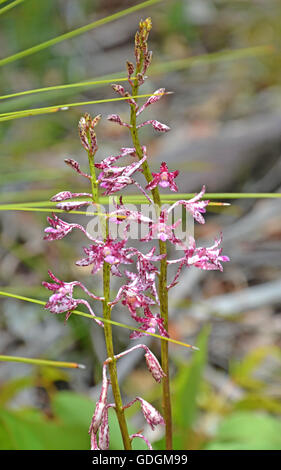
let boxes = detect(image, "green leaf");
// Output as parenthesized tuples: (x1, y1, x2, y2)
(0, 407, 90, 450)
(52, 391, 94, 429)
(174, 324, 211, 448)
(205, 412, 281, 450)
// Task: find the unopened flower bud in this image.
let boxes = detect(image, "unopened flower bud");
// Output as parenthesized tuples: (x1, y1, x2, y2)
(90, 401, 105, 435)
(144, 350, 166, 383)
(126, 61, 134, 78)
(143, 51, 153, 74)
(89, 127, 98, 154)
(89, 366, 109, 434)
(64, 158, 90, 179)
(98, 406, 110, 450)
(137, 397, 165, 430)
(112, 84, 126, 96)
(90, 431, 100, 450)
(91, 114, 101, 128)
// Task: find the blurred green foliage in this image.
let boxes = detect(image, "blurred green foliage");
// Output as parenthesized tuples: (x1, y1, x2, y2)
(0, 327, 280, 450)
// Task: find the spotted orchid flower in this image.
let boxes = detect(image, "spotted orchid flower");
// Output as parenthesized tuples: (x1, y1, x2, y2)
(130, 306, 169, 339)
(110, 283, 156, 315)
(167, 185, 209, 224)
(94, 147, 138, 176)
(44, 213, 95, 241)
(97, 152, 147, 196)
(76, 236, 133, 277)
(168, 233, 230, 289)
(42, 271, 103, 325)
(146, 162, 179, 192)
(124, 247, 165, 305)
(108, 196, 152, 225)
(141, 209, 183, 244)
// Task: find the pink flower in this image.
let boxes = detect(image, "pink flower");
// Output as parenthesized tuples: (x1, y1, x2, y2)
(167, 186, 209, 224)
(141, 210, 182, 244)
(109, 196, 152, 225)
(42, 271, 103, 325)
(124, 247, 165, 306)
(44, 214, 92, 241)
(76, 236, 133, 276)
(95, 148, 139, 179)
(130, 306, 169, 339)
(146, 162, 179, 192)
(97, 151, 147, 196)
(168, 234, 230, 288)
(110, 283, 156, 315)
(186, 234, 230, 271)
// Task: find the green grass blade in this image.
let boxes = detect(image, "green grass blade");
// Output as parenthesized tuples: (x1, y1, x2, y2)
(0, 76, 130, 101)
(0, 92, 167, 122)
(0, 355, 85, 369)
(0, 45, 273, 106)
(0, 290, 197, 350)
(0, 0, 163, 68)
(1, 192, 281, 206)
(0, 0, 25, 16)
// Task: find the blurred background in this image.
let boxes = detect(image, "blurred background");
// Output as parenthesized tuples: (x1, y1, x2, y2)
(0, 0, 280, 450)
